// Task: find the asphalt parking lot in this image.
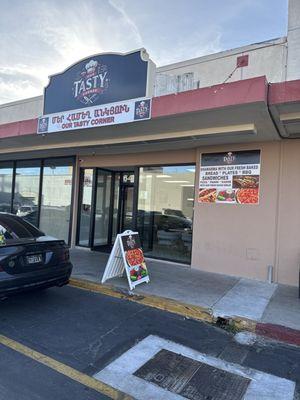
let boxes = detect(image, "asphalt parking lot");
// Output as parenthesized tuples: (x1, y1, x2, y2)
(0, 285, 299, 399)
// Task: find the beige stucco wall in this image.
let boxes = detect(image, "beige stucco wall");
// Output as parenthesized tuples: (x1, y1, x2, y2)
(192, 142, 281, 282)
(276, 140, 300, 285)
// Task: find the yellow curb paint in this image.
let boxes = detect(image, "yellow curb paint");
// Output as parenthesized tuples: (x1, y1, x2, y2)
(0, 334, 133, 400)
(69, 278, 260, 334)
(69, 278, 213, 323)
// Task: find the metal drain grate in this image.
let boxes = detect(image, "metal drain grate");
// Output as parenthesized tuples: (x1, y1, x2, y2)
(134, 349, 250, 400)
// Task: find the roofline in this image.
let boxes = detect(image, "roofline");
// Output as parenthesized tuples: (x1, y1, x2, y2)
(0, 95, 43, 110)
(0, 36, 289, 108)
(157, 36, 287, 72)
(269, 79, 300, 104)
(0, 76, 269, 140)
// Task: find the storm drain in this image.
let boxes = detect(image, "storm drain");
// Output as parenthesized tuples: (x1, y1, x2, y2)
(134, 349, 250, 400)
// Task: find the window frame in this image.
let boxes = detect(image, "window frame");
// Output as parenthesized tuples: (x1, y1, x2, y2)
(137, 163, 196, 264)
(76, 163, 196, 265)
(0, 156, 75, 245)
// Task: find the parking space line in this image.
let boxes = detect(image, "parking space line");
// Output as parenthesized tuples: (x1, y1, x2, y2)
(0, 334, 133, 400)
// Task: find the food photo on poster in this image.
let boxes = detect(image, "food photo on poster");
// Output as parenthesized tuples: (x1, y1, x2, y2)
(198, 150, 261, 205)
(121, 233, 149, 283)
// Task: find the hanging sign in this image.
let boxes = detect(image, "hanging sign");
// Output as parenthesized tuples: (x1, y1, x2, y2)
(37, 97, 151, 134)
(43, 49, 155, 114)
(37, 48, 155, 134)
(101, 230, 149, 291)
(198, 150, 261, 204)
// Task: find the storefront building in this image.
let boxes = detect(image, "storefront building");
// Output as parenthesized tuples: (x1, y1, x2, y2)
(0, 0, 299, 286)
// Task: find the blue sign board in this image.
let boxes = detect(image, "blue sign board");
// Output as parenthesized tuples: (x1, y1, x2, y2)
(43, 49, 153, 114)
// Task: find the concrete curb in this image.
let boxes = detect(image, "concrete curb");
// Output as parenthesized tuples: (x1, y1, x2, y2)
(255, 322, 300, 347)
(69, 278, 213, 323)
(69, 278, 300, 347)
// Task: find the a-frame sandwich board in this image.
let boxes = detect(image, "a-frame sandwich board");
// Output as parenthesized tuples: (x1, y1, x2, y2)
(101, 230, 149, 290)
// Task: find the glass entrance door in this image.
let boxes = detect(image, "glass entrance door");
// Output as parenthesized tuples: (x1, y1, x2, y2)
(87, 169, 135, 252)
(77, 165, 195, 263)
(119, 185, 134, 232)
(93, 169, 113, 249)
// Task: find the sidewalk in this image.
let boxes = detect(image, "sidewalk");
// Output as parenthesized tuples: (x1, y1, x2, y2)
(70, 248, 300, 344)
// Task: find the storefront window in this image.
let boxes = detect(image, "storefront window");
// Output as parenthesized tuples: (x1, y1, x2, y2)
(39, 158, 73, 242)
(13, 160, 41, 227)
(138, 165, 195, 263)
(0, 162, 13, 213)
(78, 169, 94, 246)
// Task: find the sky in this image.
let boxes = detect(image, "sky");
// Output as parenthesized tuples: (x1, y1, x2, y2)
(0, 0, 288, 104)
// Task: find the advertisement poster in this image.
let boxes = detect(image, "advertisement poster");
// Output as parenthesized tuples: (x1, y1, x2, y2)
(198, 150, 261, 204)
(121, 233, 149, 284)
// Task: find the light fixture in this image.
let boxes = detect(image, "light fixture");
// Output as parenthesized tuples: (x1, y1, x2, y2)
(164, 180, 190, 183)
(155, 174, 172, 178)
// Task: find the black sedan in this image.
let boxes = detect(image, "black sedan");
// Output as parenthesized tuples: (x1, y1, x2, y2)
(0, 213, 72, 299)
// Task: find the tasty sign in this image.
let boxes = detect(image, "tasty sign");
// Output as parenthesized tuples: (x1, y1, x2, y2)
(43, 49, 155, 114)
(73, 59, 109, 105)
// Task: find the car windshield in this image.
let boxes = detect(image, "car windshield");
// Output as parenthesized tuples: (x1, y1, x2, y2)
(0, 214, 44, 239)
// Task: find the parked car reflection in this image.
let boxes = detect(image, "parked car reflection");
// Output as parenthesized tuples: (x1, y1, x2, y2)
(17, 205, 37, 217)
(138, 208, 193, 259)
